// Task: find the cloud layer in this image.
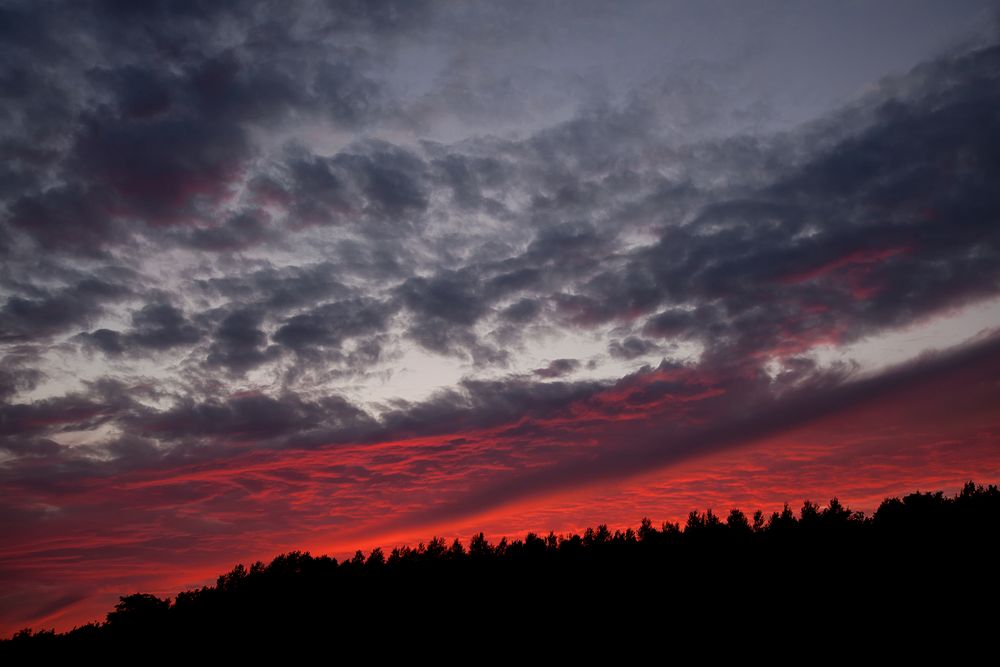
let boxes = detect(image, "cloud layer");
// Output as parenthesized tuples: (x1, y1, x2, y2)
(1, 0, 999, 635)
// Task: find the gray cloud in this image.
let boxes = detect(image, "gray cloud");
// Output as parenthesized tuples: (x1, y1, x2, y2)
(533, 358, 581, 378)
(273, 298, 394, 355)
(79, 303, 202, 357)
(1, 277, 131, 342)
(608, 336, 660, 360)
(206, 308, 279, 375)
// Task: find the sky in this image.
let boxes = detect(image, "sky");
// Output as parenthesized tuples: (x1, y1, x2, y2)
(1, 0, 999, 635)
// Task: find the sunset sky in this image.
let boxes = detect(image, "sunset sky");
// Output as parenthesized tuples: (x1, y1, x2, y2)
(2, 0, 1000, 635)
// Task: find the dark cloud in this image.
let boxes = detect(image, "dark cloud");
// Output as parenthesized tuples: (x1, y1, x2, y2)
(186, 51, 306, 125)
(68, 113, 251, 227)
(499, 298, 542, 324)
(312, 60, 386, 128)
(375, 374, 606, 442)
(643, 306, 718, 340)
(322, 0, 432, 34)
(539, 44, 1000, 368)
(273, 298, 393, 355)
(134, 392, 332, 445)
(127, 303, 202, 350)
(0, 0, 437, 259)
(0, 378, 138, 441)
(3, 38, 998, 366)
(279, 141, 430, 231)
(0, 362, 43, 402)
(608, 336, 659, 360)
(193, 262, 351, 312)
(89, 65, 176, 120)
(1, 278, 130, 342)
(77, 329, 125, 356)
(533, 358, 581, 378)
(484, 268, 544, 301)
(179, 209, 276, 252)
(188, 39, 1000, 365)
(398, 271, 484, 327)
(395, 268, 507, 360)
(79, 303, 201, 357)
(206, 308, 278, 374)
(432, 153, 512, 214)
(8, 187, 119, 256)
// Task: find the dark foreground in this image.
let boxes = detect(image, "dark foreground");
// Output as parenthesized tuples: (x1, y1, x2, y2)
(4, 482, 999, 652)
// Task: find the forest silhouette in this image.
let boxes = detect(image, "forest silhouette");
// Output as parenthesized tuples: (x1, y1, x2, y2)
(5, 481, 998, 650)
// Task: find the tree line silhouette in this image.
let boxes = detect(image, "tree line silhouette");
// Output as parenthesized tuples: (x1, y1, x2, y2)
(5, 481, 999, 650)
